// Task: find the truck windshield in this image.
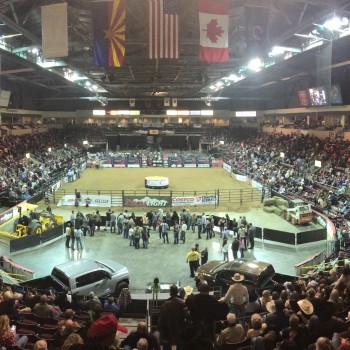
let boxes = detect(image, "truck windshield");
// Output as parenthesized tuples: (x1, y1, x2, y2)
(51, 268, 69, 288)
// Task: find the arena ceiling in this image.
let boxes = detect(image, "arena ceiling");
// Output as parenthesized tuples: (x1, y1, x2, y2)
(0, 0, 349, 111)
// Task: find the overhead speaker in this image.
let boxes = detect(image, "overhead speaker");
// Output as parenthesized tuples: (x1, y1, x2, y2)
(172, 98, 177, 107)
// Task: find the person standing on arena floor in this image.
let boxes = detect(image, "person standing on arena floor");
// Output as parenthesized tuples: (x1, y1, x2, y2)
(205, 218, 212, 240)
(65, 223, 71, 248)
(232, 218, 238, 236)
(110, 211, 116, 233)
(165, 210, 171, 227)
(104, 209, 111, 231)
(160, 219, 169, 243)
(186, 248, 200, 278)
(197, 215, 202, 238)
(95, 210, 102, 231)
(238, 224, 247, 248)
(247, 223, 256, 249)
(117, 212, 124, 234)
(88, 214, 96, 236)
(201, 247, 208, 265)
(70, 210, 75, 228)
(191, 213, 197, 233)
(123, 215, 129, 239)
(231, 237, 239, 259)
(128, 225, 134, 247)
(74, 226, 83, 250)
(70, 225, 75, 250)
(181, 220, 187, 243)
(222, 239, 229, 261)
(141, 226, 148, 248)
(133, 226, 141, 249)
(239, 236, 245, 258)
(173, 221, 179, 244)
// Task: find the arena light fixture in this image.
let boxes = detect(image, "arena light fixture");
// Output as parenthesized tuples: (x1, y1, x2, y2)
(280, 152, 285, 158)
(93, 110, 106, 116)
(219, 141, 224, 145)
(247, 58, 263, 72)
(201, 110, 213, 116)
(83, 140, 88, 145)
(25, 153, 30, 159)
(64, 144, 67, 147)
(166, 110, 177, 116)
(48, 147, 52, 152)
(177, 110, 190, 116)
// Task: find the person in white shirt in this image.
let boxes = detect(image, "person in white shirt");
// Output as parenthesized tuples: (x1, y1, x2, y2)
(180, 221, 187, 243)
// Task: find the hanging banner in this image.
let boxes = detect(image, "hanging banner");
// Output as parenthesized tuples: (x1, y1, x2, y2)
(223, 162, 232, 172)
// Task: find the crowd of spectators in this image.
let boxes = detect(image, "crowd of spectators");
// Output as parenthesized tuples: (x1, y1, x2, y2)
(0, 131, 85, 203)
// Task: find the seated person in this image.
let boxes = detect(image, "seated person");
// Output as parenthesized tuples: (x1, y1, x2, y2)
(216, 313, 245, 346)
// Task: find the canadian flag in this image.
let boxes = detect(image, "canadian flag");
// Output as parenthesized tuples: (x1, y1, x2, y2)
(198, 0, 229, 62)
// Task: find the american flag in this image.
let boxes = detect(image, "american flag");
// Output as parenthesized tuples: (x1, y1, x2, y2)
(148, 0, 179, 59)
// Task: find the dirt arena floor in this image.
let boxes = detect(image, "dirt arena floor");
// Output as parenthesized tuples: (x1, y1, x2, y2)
(54, 167, 262, 212)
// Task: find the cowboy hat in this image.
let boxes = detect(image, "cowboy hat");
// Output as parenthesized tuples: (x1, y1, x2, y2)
(297, 299, 314, 315)
(232, 273, 244, 282)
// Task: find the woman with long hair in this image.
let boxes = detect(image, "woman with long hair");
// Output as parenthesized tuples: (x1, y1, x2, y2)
(0, 314, 28, 348)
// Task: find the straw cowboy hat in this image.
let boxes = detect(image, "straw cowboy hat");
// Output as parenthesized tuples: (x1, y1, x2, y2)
(232, 273, 244, 282)
(297, 299, 314, 315)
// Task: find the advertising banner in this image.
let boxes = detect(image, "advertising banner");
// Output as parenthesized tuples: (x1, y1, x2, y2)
(124, 196, 171, 207)
(211, 159, 223, 167)
(101, 158, 112, 168)
(168, 156, 183, 168)
(223, 162, 232, 172)
(235, 174, 247, 182)
(172, 195, 217, 206)
(162, 154, 169, 167)
(183, 156, 197, 168)
(127, 157, 141, 168)
(57, 195, 113, 207)
(141, 154, 148, 167)
(113, 157, 127, 168)
(197, 156, 211, 168)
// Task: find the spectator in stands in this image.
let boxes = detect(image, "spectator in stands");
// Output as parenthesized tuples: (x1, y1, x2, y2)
(216, 313, 244, 346)
(103, 297, 120, 316)
(62, 333, 84, 350)
(120, 321, 159, 350)
(54, 319, 80, 347)
(33, 339, 48, 350)
(0, 314, 28, 348)
(158, 284, 187, 350)
(86, 314, 120, 350)
(186, 282, 227, 342)
(33, 294, 54, 318)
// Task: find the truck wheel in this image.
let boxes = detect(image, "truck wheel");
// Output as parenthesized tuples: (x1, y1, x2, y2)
(32, 223, 42, 235)
(114, 282, 129, 298)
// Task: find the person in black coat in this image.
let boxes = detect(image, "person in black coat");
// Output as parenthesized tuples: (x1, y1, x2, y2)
(201, 247, 208, 265)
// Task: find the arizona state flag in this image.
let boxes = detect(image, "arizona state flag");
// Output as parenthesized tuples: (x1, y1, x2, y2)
(92, 0, 125, 67)
(198, 0, 229, 62)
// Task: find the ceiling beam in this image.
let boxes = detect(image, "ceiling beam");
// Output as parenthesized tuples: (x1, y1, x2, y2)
(0, 12, 41, 45)
(0, 67, 34, 75)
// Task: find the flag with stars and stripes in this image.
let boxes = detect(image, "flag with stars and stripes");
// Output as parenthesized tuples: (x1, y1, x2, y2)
(148, 0, 179, 59)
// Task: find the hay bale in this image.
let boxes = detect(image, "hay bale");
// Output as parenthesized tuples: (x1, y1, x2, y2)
(275, 197, 288, 207)
(263, 206, 275, 214)
(274, 207, 283, 216)
(263, 198, 275, 207)
(278, 205, 288, 213)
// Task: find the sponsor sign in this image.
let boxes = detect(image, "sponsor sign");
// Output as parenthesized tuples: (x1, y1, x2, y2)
(172, 195, 217, 206)
(124, 196, 171, 207)
(183, 156, 197, 168)
(223, 162, 232, 173)
(127, 157, 141, 168)
(235, 174, 247, 182)
(197, 156, 211, 168)
(113, 157, 126, 168)
(168, 156, 183, 168)
(0, 208, 13, 225)
(211, 159, 223, 167)
(57, 195, 113, 207)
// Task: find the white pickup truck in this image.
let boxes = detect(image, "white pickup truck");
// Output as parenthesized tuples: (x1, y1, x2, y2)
(19, 259, 130, 297)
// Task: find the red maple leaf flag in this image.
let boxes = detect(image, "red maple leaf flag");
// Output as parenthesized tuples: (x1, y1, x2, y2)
(198, 0, 229, 62)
